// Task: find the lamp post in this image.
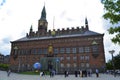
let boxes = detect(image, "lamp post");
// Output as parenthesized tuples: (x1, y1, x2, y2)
(109, 50, 115, 77)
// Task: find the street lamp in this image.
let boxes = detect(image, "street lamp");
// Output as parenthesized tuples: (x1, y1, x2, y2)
(109, 50, 115, 77)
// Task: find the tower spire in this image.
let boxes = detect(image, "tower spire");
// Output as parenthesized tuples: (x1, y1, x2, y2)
(38, 5, 48, 34)
(85, 17, 89, 30)
(40, 5, 46, 20)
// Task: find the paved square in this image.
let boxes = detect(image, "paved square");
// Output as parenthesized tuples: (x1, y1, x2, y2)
(0, 71, 120, 80)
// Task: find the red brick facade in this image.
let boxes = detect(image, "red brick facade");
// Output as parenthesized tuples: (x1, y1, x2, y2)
(9, 6, 106, 73)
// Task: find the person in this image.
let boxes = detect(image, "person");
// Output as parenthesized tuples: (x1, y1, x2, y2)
(84, 70, 87, 77)
(40, 71, 43, 76)
(89, 69, 92, 77)
(80, 70, 82, 77)
(64, 71, 67, 77)
(75, 70, 78, 77)
(7, 69, 11, 77)
(42, 71, 45, 76)
(50, 70, 52, 77)
(66, 71, 69, 77)
(78, 70, 80, 77)
(96, 69, 99, 77)
(64, 70, 69, 77)
(88, 69, 92, 77)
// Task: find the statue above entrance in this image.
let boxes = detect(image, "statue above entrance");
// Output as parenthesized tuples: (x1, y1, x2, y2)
(48, 43, 54, 57)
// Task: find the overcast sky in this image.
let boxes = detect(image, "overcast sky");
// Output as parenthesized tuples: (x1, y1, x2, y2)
(0, 0, 119, 62)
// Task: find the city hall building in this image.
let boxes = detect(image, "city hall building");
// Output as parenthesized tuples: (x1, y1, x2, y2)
(10, 6, 106, 73)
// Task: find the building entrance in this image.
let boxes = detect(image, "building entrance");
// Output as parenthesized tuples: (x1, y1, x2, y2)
(40, 57, 60, 72)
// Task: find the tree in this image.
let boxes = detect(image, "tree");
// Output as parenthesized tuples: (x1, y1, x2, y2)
(106, 60, 112, 70)
(114, 53, 120, 69)
(101, 0, 120, 45)
(106, 53, 120, 70)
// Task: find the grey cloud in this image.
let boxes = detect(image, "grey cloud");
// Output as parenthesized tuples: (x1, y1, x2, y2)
(66, 17, 74, 22)
(2, 36, 11, 44)
(102, 18, 120, 30)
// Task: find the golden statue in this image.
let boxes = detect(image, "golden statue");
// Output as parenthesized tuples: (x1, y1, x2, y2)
(48, 44, 53, 54)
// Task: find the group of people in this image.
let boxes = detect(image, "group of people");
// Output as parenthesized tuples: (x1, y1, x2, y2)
(64, 69, 99, 78)
(49, 69, 56, 77)
(39, 69, 99, 78)
(40, 69, 56, 77)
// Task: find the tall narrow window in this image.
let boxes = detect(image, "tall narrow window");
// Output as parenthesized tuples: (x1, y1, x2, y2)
(85, 56, 89, 61)
(54, 48, 59, 54)
(85, 47, 90, 53)
(66, 48, 70, 53)
(38, 49, 42, 54)
(43, 48, 47, 54)
(92, 45, 99, 54)
(79, 47, 84, 53)
(86, 63, 90, 68)
(73, 56, 77, 61)
(80, 56, 84, 60)
(67, 63, 70, 68)
(60, 48, 65, 53)
(72, 47, 76, 53)
(81, 63, 85, 67)
(66, 56, 70, 60)
(92, 45, 99, 58)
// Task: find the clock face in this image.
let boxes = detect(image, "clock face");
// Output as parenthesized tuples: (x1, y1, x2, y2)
(40, 22, 43, 25)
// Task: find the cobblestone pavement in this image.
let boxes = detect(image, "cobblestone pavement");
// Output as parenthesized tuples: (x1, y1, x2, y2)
(0, 70, 120, 80)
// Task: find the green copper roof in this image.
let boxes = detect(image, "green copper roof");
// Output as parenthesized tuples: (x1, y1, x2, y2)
(40, 6, 46, 20)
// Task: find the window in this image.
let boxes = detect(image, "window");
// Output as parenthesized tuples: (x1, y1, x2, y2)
(73, 63, 77, 67)
(43, 48, 47, 54)
(86, 63, 90, 68)
(66, 56, 70, 60)
(61, 63, 64, 67)
(60, 57, 64, 61)
(31, 49, 36, 54)
(67, 63, 70, 68)
(85, 56, 89, 60)
(72, 47, 76, 53)
(85, 47, 90, 53)
(79, 47, 84, 53)
(60, 48, 65, 53)
(73, 56, 77, 61)
(92, 45, 99, 53)
(54, 48, 59, 54)
(81, 63, 85, 67)
(80, 56, 84, 60)
(38, 49, 42, 54)
(66, 48, 70, 53)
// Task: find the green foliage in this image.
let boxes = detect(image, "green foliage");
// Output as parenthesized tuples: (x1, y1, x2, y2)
(108, 27, 120, 44)
(0, 63, 9, 70)
(114, 53, 120, 69)
(106, 53, 120, 70)
(19, 71, 40, 75)
(101, 0, 120, 45)
(106, 60, 113, 70)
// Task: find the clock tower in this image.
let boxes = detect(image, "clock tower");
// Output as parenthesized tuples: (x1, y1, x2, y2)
(38, 5, 48, 34)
